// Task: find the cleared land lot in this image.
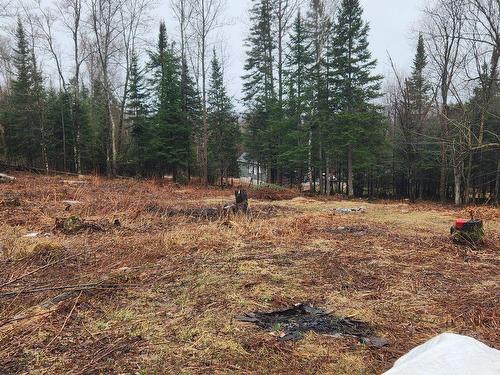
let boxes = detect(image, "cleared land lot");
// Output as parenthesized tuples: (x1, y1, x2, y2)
(1, 173, 498, 374)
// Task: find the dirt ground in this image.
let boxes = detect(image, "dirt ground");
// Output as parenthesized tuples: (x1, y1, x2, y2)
(0, 173, 498, 374)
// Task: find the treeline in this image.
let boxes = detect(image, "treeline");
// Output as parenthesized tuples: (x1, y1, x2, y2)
(0, 0, 498, 205)
(0, 0, 239, 184)
(242, 0, 499, 204)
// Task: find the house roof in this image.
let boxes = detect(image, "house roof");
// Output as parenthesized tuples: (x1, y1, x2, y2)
(237, 152, 251, 163)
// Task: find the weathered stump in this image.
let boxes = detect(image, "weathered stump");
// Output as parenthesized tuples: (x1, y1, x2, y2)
(451, 219, 484, 246)
(235, 189, 248, 213)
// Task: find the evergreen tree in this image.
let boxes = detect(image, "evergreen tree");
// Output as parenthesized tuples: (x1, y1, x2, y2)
(242, 0, 275, 106)
(4, 19, 39, 164)
(30, 51, 48, 170)
(207, 50, 240, 184)
(304, 0, 331, 193)
(149, 22, 189, 181)
(282, 11, 314, 184)
(80, 82, 102, 171)
(242, 0, 277, 183)
(180, 56, 202, 180)
(126, 50, 151, 174)
(406, 33, 432, 200)
(44, 87, 73, 171)
(327, 0, 383, 196)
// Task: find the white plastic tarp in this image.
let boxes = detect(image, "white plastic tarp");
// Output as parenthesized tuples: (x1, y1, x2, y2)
(383, 333, 500, 375)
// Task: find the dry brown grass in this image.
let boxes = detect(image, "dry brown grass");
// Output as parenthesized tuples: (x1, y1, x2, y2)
(0, 172, 498, 374)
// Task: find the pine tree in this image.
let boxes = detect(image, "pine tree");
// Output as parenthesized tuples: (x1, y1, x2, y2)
(328, 0, 383, 196)
(207, 50, 240, 185)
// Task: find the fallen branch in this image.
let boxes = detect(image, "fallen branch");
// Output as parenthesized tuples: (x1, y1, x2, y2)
(0, 282, 119, 298)
(0, 310, 54, 328)
(46, 291, 82, 348)
(0, 291, 79, 330)
(0, 253, 81, 289)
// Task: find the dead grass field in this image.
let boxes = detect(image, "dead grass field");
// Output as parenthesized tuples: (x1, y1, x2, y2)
(0, 172, 498, 374)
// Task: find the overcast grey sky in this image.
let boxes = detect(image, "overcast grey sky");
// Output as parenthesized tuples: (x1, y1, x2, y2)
(159, 0, 429, 107)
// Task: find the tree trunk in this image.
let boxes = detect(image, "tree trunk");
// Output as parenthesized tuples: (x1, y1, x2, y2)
(495, 151, 500, 205)
(108, 98, 117, 176)
(308, 127, 313, 192)
(73, 51, 82, 174)
(418, 172, 424, 200)
(326, 156, 330, 195)
(201, 20, 208, 185)
(464, 151, 473, 204)
(347, 146, 354, 197)
(453, 163, 462, 206)
(319, 135, 324, 195)
(277, 0, 283, 107)
(61, 102, 66, 171)
(439, 140, 447, 203)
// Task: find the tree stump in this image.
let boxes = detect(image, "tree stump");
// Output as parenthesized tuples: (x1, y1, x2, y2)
(235, 189, 249, 213)
(451, 219, 484, 246)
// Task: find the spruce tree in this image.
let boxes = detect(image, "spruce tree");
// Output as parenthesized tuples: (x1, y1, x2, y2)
(5, 18, 38, 163)
(242, 0, 275, 106)
(126, 50, 151, 174)
(328, 0, 383, 196)
(43, 87, 73, 171)
(30, 51, 48, 170)
(304, 0, 331, 192)
(242, 0, 276, 183)
(80, 82, 102, 171)
(282, 11, 314, 183)
(207, 51, 240, 185)
(149, 22, 189, 181)
(180, 56, 201, 181)
(407, 33, 431, 200)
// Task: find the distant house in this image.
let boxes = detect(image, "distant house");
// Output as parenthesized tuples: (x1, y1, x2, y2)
(237, 153, 267, 184)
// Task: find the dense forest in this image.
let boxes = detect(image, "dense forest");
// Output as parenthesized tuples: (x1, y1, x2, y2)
(0, 0, 498, 204)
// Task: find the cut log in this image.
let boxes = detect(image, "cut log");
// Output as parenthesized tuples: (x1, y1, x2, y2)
(63, 200, 82, 211)
(0, 173, 15, 183)
(62, 180, 88, 186)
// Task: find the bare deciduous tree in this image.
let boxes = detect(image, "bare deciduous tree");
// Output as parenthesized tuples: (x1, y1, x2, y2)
(422, 0, 466, 204)
(116, 0, 152, 153)
(88, 0, 122, 176)
(35, 0, 86, 173)
(188, 0, 224, 185)
(463, 0, 500, 203)
(273, 0, 298, 107)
